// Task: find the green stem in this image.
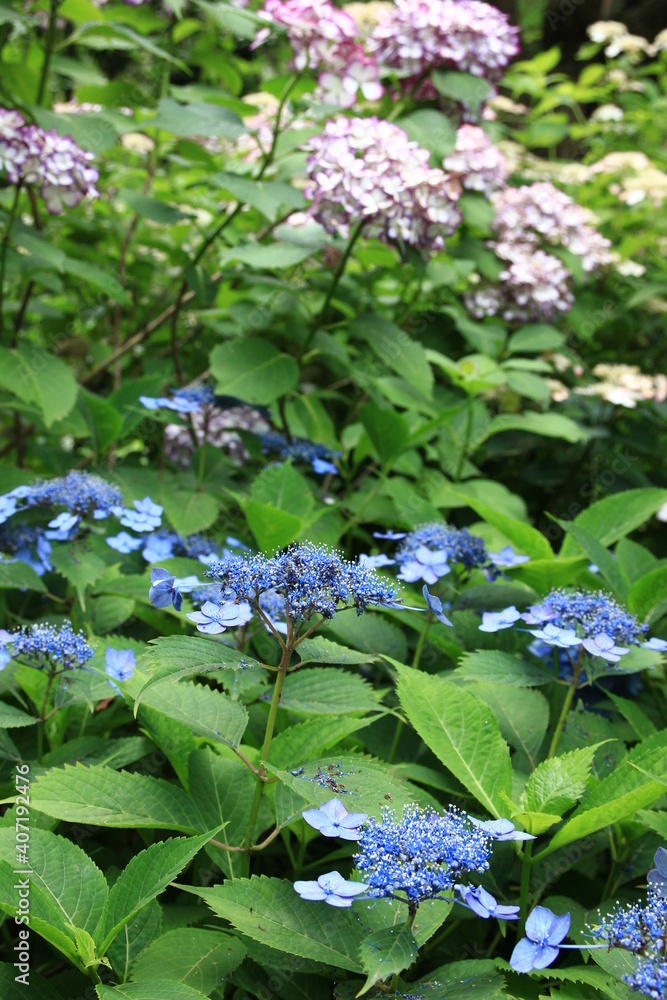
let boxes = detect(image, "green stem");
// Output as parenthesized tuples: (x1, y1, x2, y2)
(0, 184, 22, 339)
(300, 219, 365, 360)
(388, 613, 433, 764)
(388, 908, 418, 993)
(546, 659, 581, 760)
(453, 395, 474, 482)
(36, 0, 59, 106)
(241, 651, 290, 875)
(37, 671, 56, 765)
(518, 839, 533, 935)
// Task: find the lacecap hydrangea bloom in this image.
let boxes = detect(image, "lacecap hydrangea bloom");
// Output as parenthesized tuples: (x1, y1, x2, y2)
(258, 431, 341, 475)
(139, 385, 215, 414)
(2, 622, 94, 672)
(304, 117, 461, 251)
(366, 0, 520, 88)
(392, 522, 491, 583)
(354, 804, 492, 904)
(205, 541, 401, 627)
(0, 108, 99, 213)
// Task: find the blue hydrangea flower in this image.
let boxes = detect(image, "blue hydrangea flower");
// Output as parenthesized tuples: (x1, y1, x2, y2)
(360, 554, 396, 570)
(528, 623, 582, 649)
(257, 432, 342, 473)
(398, 545, 451, 585)
(149, 568, 183, 611)
(302, 799, 368, 840)
(581, 632, 629, 662)
(140, 385, 214, 414)
(0, 495, 19, 524)
(23, 471, 123, 517)
(312, 458, 338, 475)
(0, 526, 52, 575)
(510, 906, 571, 972)
(373, 530, 407, 540)
(455, 884, 520, 920)
(105, 648, 136, 684)
(0, 629, 14, 670)
(394, 523, 491, 583)
(469, 817, 535, 842)
(107, 532, 144, 555)
(354, 805, 491, 904)
(479, 607, 522, 632)
(523, 589, 648, 645)
(206, 542, 400, 624)
(186, 600, 253, 634)
(293, 871, 368, 907)
(488, 546, 530, 569)
(258, 589, 288, 634)
(116, 497, 163, 532)
(647, 846, 667, 894)
(422, 585, 453, 626)
(9, 622, 94, 672)
(643, 637, 667, 652)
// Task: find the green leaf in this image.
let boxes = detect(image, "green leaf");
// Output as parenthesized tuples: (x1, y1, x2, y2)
(215, 172, 305, 221)
(210, 338, 299, 405)
(358, 924, 419, 995)
(510, 557, 589, 594)
(30, 763, 206, 833)
(97, 984, 211, 1000)
(186, 876, 364, 972)
(0, 963, 65, 998)
(107, 899, 162, 983)
(219, 242, 317, 268)
(627, 565, 667, 622)
(351, 315, 434, 397)
(96, 830, 219, 955)
(78, 389, 124, 453)
(0, 827, 107, 937)
(359, 403, 411, 468)
(0, 346, 78, 428)
(161, 492, 219, 537)
(444, 490, 553, 560)
(251, 461, 314, 517)
(417, 959, 507, 1000)
(63, 257, 131, 305)
(471, 684, 549, 766)
(540, 733, 667, 857)
(396, 666, 512, 816)
(297, 638, 376, 666)
(605, 690, 657, 740)
(0, 701, 39, 727)
(137, 635, 257, 707)
(508, 324, 566, 354)
(0, 560, 46, 592)
(144, 98, 245, 138)
(485, 411, 588, 443)
(269, 716, 378, 769)
(431, 71, 493, 113)
(279, 668, 381, 717)
(518, 747, 600, 831)
(400, 110, 457, 158)
(130, 928, 246, 993)
(0, 859, 80, 966)
(131, 680, 248, 749)
(455, 650, 550, 687)
(551, 517, 630, 600)
(561, 488, 667, 553)
(243, 500, 304, 552)
(50, 545, 106, 609)
(120, 189, 192, 224)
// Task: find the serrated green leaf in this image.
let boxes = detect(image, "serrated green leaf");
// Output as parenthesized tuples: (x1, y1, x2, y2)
(359, 403, 411, 468)
(0, 560, 46, 592)
(251, 461, 314, 516)
(144, 98, 244, 138)
(135, 636, 259, 708)
(550, 517, 629, 600)
(0, 961, 65, 999)
(396, 666, 512, 817)
(471, 683, 549, 766)
(132, 680, 248, 748)
(0, 346, 78, 428)
(485, 412, 588, 444)
(627, 565, 667, 623)
(0, 858, 80, 966)
(30, 763, 206, 833)
(210, 338, 299, 405)
(269, 716, 379, 769)
(297, 638, 375, 666)
(358, 924, 419, 995)
(417, 959, 507, 1000)
(184, 876, 364, 972)
(519, 746, 600, 820)
(108, 900, 162, 983)
(214, 172, 305, 221)
(0, 701, 38, 727)
(351, 315, 434, 398)
(456, 650, 550, 687)
(445, 491, 553, 560)
(561, 488, 667, 554)
(97, 829, 219, 954)
(605, 690, 657, 740)
(280, 668, 380, 717)
(162, 492, 219, 538)
(50, 545, 106, 609)
(97, 983, 211, 1000)
(130, 927, 246, 993)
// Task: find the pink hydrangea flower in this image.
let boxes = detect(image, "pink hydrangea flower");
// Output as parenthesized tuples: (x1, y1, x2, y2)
(443, 124, 507, 197)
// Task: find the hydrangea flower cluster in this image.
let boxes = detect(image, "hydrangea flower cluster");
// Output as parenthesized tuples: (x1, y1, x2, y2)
(587, 848, 667, 998)
(480, 588, 666, 665)
(1, 621, 94, 672)
(366, 0, 520, 88)
(254, 0, 382, 107)
(7, 472, 122, 519)
(353, 804, 491, 903)
(205, 542, 401, 624)
(443, 125, 508, 198)
(466, 243, 574, 322)
(164, 404, 271, 467)
(391, 522, 491, 584)
(139, 386, 215, 414)
(304, 117, 461, 251)
(258, 431, 341, 475)
(0, 108, 99, 213)
(0, 525, 52, 576)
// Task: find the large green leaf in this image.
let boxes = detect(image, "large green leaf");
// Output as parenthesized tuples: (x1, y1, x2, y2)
(0, 560, 46, 592)
(210, 338, 299, 405)
(455, 650, 550, 687)
(30, 764, 205, 833)
(96, 830, 218, 954)
(215, 172, 305, 221)
(161, 492, 219, 538)
(143, 98, 244, 138)
(242, 499, 305, 551)
(186, 876, 364, 972)
(107, 899, 162, 983)
(560, 488, 667, 554)
(297, 638, 375, 666)
(551, 517, 629, 599)
(516, 746, 600, 834)
(359, 403, 411, 468)
(130, 927, 246, 994)
(446, 491, 553, 560)
(485, 412, 588, 443)
(471, 683, 549, 766)
(0, 962, 65, 999)
(269, 716, 380, 769)
(279, 668, 381, 716)
(359, 924, 419, 995)
(396, 666, 512, 817)
(0, 346, 78, 428)
(540, 733, 667, 857)
(401, 110, 457, 158)
(135, 636, 259, 707)
(351, 315, 434, 397)
(627, 565, 667, 623)
(131, 680, 248, 748)
(0, 701, 39, 727)
(250, 461, 314, 517)
(0, 858, 80, 966)
(97, 984, 211, 1000)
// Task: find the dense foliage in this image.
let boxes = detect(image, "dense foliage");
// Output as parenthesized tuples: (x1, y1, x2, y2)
(0, 2, 666, 1000)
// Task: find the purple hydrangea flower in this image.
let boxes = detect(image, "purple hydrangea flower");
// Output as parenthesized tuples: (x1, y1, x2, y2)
(293, 870, 368, 908)
(469, 817, 535, 842)
(105, 648, 136, 684)
(444, 126, 507, 198)
(455, 884, 520, 920)
(581, 632, 629, 663)
(510, 906, 571, 972)
(106, 532, 144, 554)
(422, 585, 453, 627)
(302, 799, 368, 840)
(186, 600, 253, 634)
(149, 568, 183, 611)
(479, 606, 522, 632)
